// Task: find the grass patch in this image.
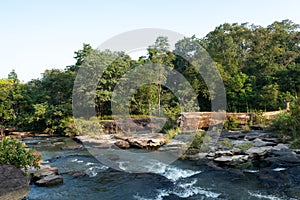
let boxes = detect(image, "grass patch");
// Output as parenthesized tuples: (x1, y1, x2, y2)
(236, 142, 253, 151)
(218, 138, 234, 148)
(165, 127, 180, 143)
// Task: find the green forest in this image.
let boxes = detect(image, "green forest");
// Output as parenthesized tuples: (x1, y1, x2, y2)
(1, 19, 299, 135)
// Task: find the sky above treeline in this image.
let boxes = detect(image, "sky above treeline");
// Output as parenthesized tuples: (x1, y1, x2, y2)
(1, 0, 299, 82)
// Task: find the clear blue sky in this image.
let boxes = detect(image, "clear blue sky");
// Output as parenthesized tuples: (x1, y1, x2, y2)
(1, 0, 299, 82)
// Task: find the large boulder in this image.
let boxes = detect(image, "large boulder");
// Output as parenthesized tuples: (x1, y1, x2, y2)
(0, 164, 29, 200)
(32, 165, 63, 187)
(114, 140, 130, 149)
(115, 133, 165, 149)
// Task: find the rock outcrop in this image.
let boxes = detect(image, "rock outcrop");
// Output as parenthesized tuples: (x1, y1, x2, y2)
(32, 164, 63, 187)
(0, 164, 29, 200)
(185, 130, 292, 167)
(115, 133, 166, 149)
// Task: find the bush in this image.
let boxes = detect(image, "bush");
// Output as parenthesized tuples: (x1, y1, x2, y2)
(223, 115, 239, 130)
(190, 131, 207, 148)
(270, 98, 300, 148)
(165, 127, 180, 143)
(0, 137, 41, 172)
(242, 124, 251, 133)
(62, 117, 104, 137)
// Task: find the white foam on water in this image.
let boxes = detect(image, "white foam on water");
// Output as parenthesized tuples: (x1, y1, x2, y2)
(86, 162, 94, 166)
(243, 169, 259, 173)
(272, 167, 287, 172)
(144, 160, 201, 182)
(163, 166, 201, 182)
(173, 179, 220, 198)
(118, 161, 130, 171)
(85, 166, 109, 177)
(134, 179, 220, 200)
(71, 158, 83, 163)
(248, 191, 284, 200)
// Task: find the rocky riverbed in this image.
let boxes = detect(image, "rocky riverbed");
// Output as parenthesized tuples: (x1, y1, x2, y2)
(2, 129, 300, 199)
(74, 129, 300, 189)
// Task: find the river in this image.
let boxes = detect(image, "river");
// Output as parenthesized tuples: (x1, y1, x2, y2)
(23, 136, 299, 200)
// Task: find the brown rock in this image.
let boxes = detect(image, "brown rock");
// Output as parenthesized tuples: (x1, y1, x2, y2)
(115, 133, 165, 149)
(114, 140, 130, 149)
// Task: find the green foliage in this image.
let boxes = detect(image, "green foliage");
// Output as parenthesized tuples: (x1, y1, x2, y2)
(190, 131, 207, 148)
(242, 124, 251, 133)
(270, 99, 300, 147)
(165, 127, 180, 143)
(0, 137, 41, 172)
(218, 138, 234, 148)
(62, 117, 104, 137)
(253, 110, 267, 125)
(223, 115, 239, 130)
(1, 20, 300, 135)
(236, 142, 253, 151)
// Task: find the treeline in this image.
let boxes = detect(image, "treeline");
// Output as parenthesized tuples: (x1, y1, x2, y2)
(0, 19, 299, 134)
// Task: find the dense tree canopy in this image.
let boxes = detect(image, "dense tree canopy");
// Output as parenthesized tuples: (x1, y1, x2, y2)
(0, 20, 299, 134)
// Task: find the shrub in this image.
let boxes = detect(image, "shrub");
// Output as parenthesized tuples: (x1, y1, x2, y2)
(242, 124, 251, 133)
(0, 137, 41, 172)
(190, 131, 207, 148)
(62, 117, 104, 137)
(223, 115, 239, 130)
(270, 98, 300, 148)
(165, 127, 180, 143)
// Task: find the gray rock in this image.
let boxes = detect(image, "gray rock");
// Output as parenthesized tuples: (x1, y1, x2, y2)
(214, 155, 249, 165)
(215, 148, 242, 157)
(221, 131, 246, 140)
(0, 164, 29, 200)
(272, 143, 289, 151)
(245, 146, 273, 157)
(35, 175, 63, 187)
(252, 138, 276, 147)
(267, 149, 300, 165)
(186, 153, 208, 160)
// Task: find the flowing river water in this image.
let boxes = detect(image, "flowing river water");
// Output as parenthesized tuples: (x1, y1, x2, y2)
(23, 136, 299, 200)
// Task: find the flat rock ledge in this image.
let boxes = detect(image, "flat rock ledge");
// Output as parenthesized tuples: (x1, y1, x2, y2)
(114, 133, 166, 149)
(76, 133, 166, 150)
(31, 164, 63, 187)
(0, 164, 29, 200)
